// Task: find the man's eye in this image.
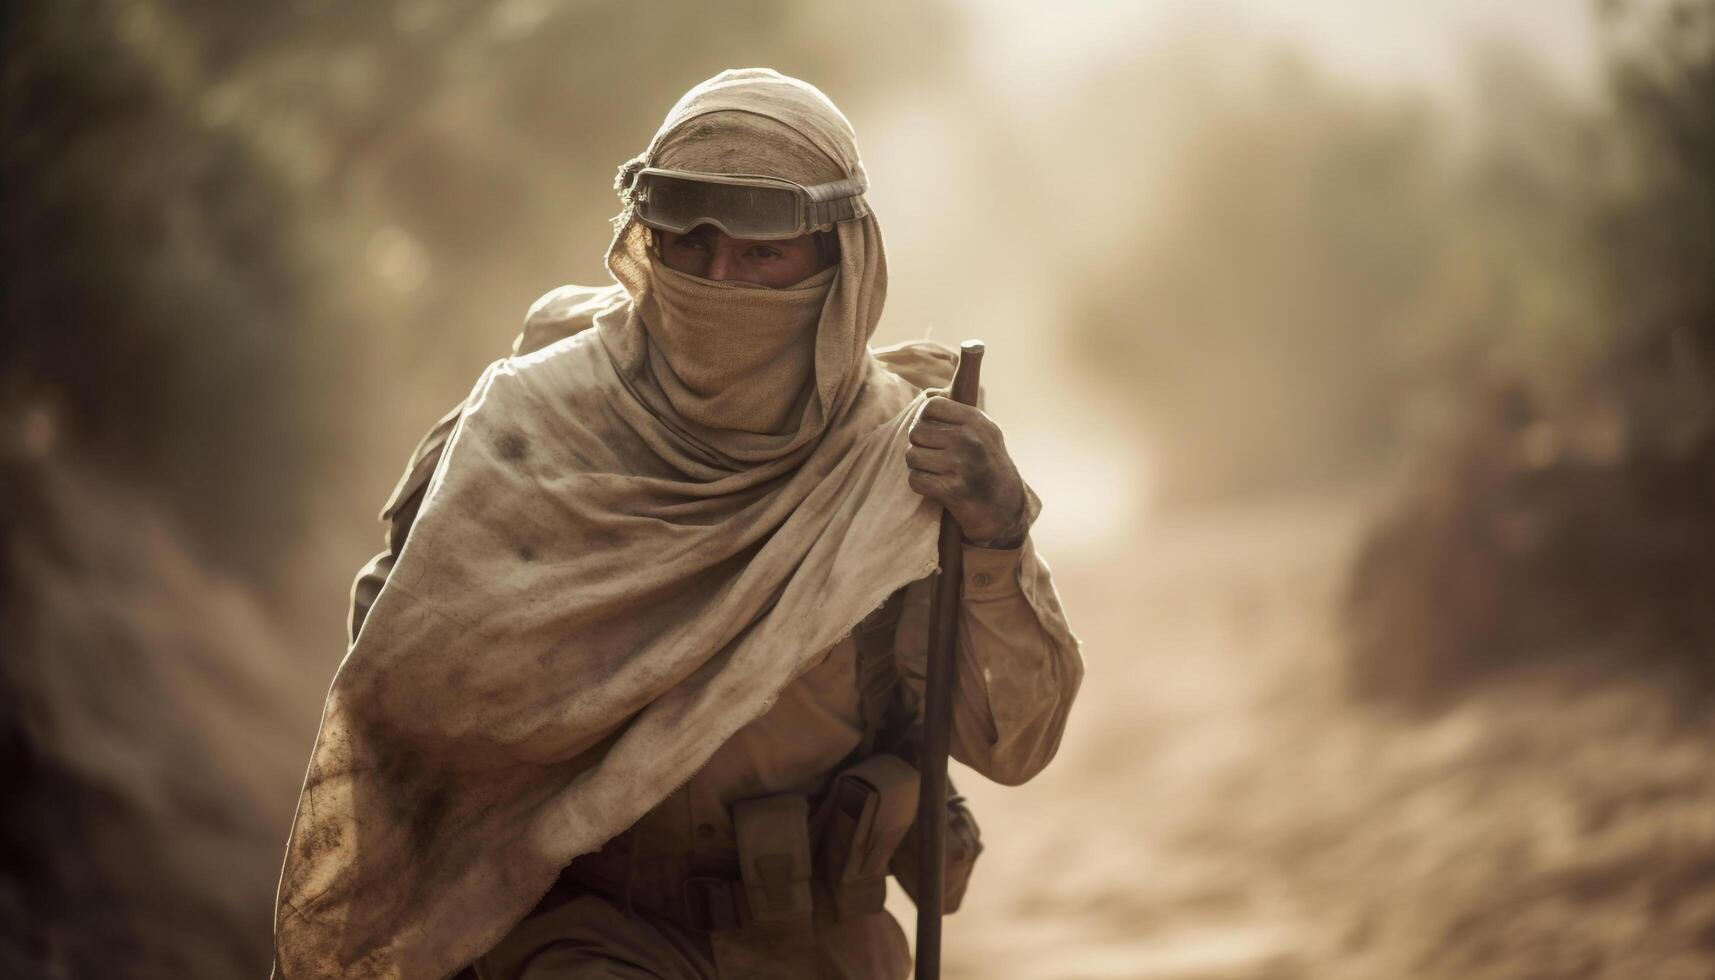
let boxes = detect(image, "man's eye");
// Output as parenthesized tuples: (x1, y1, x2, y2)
(675, 237, 710, 251)
(747, 246, 783, 260)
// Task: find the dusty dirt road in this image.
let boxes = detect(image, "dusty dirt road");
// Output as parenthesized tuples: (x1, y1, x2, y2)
(897, 492, 1715, 980)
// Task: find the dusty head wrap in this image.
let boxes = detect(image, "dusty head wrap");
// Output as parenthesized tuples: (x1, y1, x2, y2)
(273, 69, 953, 979)
(624, 106, 846, 432)
(603, 68, 889, 458)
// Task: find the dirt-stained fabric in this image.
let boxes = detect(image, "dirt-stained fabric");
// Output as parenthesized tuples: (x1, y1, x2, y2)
(273, 70, 955, 979)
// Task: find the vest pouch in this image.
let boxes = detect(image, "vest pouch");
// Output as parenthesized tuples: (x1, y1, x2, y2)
(816, 754, 920, 918)
(731, 794, 814, 925)
(888, 782, 984, 915)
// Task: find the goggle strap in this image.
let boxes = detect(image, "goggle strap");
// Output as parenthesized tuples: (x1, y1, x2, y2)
(805, 193, 868, 228)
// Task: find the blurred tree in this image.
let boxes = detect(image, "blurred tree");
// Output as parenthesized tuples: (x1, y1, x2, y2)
(0, 0, 336, 575)
(1066, 47, 1600, 503)
(1600, 0, 1715, 458)
(1343, 0, 1715, 704)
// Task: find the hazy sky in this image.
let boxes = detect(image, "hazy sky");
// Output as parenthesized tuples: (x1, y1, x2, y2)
(956, 0, 1601, 103)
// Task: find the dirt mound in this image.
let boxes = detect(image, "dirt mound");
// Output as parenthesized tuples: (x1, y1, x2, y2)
(0, 443, 319, 979)
(1344, 386, 1715, 705)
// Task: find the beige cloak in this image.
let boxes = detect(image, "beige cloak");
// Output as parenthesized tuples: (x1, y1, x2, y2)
(273, 69, 957, 979)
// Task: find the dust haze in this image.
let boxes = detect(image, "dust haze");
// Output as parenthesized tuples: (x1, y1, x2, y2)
(4, 1, 1713, 977)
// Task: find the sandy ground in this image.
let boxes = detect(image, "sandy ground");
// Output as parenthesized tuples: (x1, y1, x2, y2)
(891, 492, 1715, 980)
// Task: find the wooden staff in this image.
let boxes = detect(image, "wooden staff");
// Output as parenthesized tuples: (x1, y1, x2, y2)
(915, 339, 984, 980)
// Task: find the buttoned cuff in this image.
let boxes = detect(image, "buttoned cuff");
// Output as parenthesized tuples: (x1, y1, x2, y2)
(962, 542, 1025, 601)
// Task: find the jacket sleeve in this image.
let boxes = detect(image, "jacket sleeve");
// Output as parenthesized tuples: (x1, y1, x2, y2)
(347, 404, 460, 644)
(893, 521, 1085, 787)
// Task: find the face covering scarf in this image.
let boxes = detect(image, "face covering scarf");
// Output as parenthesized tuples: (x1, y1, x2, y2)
(639, 254, 835, 435)
(271, 69, 957, 980)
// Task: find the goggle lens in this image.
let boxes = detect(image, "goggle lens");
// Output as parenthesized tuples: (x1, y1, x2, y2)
(637, 173, 804, 240)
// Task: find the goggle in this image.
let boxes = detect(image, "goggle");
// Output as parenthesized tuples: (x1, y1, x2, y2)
(629, 167, 869, 241)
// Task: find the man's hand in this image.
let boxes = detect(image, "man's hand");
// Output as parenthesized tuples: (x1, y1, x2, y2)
(906, 393, 1029, 547)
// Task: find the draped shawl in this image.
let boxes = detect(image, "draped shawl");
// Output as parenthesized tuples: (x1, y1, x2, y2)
(273, 69, 951, 979)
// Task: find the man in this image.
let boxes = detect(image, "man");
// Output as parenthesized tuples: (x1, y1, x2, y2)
(274, 68, 1081, 980)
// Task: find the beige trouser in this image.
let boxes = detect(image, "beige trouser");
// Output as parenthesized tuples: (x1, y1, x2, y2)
(475, 888, 911, 980)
